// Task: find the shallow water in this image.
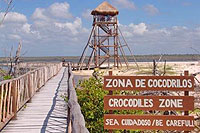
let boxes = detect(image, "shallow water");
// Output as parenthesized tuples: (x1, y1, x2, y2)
(74, 75, 90, 86)
(0, 65, 9, 71)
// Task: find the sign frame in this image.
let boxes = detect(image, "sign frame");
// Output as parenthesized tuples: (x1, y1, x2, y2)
(103, 71, 195, 132)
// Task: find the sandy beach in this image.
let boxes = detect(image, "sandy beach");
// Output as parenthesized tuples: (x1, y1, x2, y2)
(73, 61, 200, 109)
(73, 61, 200, 77)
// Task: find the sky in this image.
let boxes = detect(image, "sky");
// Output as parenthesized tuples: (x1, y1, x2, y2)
(0, 0, 200, 56)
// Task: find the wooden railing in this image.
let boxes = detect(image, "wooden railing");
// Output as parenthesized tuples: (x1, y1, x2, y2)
(67, 63, 89, 133)
(19, 62, 60, 68)
(0, 62, 62, 130)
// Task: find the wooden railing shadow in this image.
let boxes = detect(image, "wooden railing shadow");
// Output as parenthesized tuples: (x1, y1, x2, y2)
(40, 67, 68, 133)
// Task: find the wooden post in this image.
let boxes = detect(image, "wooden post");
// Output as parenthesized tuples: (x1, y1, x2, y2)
(11, 80, 17, 119)
(163, 60, 166, 76)
(153, 60, 156, 75)
(184, 70, 189, 133)
(67, 63, 72, 133)
(6, 82, 11, 117)
(28, 73, 32, 101)
(3, 83, 8, 122)
(0, 84, 4, 122)
(108, 71, 113, 133)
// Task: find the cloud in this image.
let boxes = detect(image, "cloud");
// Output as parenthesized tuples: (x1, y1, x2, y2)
(31, 2, 73, 21)
(119, 22, 148, 36)
(32, 8, 49, 21)
(0, 2, 200, 56)
(30, 2, 88, 42)
(0, 12, 27, 23)
(48, 2, 73, 19)
(55, 17, 83, 35)
(111, 0, 136, 10)
(143, 4, 159, 16)
(0, 2, 89, 56)
(119, 23, 200, 54)
(129, 23, 148, 35)
(22, 23, 31, 33)
(82, 9, 92, 20)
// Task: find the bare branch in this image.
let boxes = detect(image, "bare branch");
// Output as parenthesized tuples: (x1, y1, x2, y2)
(21, 50, 28, 56)
(0, 0, 13, 26)
(15, 41, 22, 63)
(13, 41, 22, 77)
(8, 45, 13, 75)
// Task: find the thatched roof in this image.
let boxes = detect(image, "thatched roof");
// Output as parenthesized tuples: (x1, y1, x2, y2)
(91, 1, 119, 16)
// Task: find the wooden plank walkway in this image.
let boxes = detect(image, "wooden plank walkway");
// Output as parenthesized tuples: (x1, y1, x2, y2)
(1, 67, 68, 133)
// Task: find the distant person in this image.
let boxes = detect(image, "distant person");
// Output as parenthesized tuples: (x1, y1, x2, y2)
(62, 58, 65, 66)
(107, 15, 111, 21)
(100, 15, 105, 21)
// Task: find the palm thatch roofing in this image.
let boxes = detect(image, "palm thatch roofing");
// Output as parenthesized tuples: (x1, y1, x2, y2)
(91, 1, 119, 16)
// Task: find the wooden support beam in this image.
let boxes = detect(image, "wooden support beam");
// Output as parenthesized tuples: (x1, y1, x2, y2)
(184, 70, 189, 133)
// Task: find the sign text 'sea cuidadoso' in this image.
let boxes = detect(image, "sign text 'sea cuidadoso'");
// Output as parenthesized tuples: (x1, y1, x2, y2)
(103, 76, 194, 91)
(104, 115, 194, 131)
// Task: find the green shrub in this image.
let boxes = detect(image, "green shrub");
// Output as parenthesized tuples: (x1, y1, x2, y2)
(3, 75, 12, 80)
(76, 75, 143, 133)
(76, 76, 107, 132)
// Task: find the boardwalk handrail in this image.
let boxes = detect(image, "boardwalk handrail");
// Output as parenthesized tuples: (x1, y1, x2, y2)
(0, 62, 62, 130)
(67, 63, 89, 133)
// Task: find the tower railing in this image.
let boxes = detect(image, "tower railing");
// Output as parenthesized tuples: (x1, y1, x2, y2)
(94, 15, 117, 23)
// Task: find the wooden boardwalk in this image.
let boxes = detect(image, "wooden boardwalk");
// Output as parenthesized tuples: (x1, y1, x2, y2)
(2, 67, 68, 133)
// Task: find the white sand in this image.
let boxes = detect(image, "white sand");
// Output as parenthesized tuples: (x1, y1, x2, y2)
(73, 61, 200, 78)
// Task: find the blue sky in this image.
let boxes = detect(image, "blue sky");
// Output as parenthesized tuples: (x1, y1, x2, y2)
(13, 0, 200, 27)
(0, 0, 200, 56)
